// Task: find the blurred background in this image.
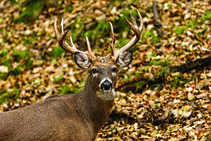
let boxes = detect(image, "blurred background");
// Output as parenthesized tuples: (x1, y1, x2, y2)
(0, 0, 210, 140)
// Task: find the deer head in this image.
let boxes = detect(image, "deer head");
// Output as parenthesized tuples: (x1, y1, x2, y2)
(54, 10, 143, 100)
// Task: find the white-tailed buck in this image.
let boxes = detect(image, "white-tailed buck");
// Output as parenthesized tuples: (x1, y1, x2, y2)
(0, 10, 143, 140)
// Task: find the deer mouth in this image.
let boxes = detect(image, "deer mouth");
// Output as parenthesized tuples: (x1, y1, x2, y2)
(97, 79, 115, 100)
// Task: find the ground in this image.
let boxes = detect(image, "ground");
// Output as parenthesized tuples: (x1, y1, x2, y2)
(0, 0, 210, 140)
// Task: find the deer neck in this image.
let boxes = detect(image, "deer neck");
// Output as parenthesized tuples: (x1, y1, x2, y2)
(77, 75, 114, 135)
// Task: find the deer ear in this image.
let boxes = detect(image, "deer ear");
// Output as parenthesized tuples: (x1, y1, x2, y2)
(116, 50, 133, 68)
(74, 52, 91, 69)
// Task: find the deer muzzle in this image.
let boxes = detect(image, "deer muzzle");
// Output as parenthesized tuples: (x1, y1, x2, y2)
(100, 79, 112, 91)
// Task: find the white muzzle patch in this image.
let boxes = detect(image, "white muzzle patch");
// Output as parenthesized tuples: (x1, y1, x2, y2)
(99, 78, 112, 92)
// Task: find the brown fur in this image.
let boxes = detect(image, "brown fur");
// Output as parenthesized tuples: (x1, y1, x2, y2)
(0, 10, 142, 139)
(0, 39, 134, 140)
(0, 75, 114, 141)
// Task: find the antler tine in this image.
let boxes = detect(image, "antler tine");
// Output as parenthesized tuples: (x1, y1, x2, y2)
(130, 11, 138, 28)
(61, 18, 64, 33)
(86, 36, 96, 59)
(113, 10, 143, 61)
(69, 35, 77, 49)
(54, 18, 60, 40)
(54, 18, 83, 54)
(109, 22, 116, 56)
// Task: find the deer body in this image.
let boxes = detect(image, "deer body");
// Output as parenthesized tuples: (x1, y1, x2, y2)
(0, 75, 113, 140)
(0, 10, 143, 140)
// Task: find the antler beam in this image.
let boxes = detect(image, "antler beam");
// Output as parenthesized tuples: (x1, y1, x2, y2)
(54, 18, 96, 60)
(109, 10, 143, 61)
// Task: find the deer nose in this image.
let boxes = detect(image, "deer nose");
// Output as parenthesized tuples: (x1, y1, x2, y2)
(101, 80, 112, 91)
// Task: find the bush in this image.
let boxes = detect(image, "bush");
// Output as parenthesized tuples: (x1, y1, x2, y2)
(12, 0, 58, 23)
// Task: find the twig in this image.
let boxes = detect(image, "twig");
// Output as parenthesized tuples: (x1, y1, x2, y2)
(153, 0, 164, 37)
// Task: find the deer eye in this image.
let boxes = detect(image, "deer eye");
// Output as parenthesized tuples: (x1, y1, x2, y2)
(112, 67, 117, 72)
(92, 68, 97, 73)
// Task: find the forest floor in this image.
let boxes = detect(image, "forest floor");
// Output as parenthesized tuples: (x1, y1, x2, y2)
(0, 0, 210, 140)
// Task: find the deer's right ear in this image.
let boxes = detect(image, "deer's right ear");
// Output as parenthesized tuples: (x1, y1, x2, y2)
(74, 52, 91, 69)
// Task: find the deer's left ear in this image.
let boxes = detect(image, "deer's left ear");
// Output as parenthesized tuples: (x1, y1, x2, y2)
(116, 50, 133, 68)
(74, 52, 91, 69)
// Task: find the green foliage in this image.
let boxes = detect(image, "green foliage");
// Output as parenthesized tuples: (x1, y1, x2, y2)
(69, 86, 82, 94)
(141, 29, 161, 43)
(175, 11, 210, 35)
(12, 66, 23, 75)
(32, 78, 41, 86)
(13, 50, 30, 62)
(116, 39, 131, 49)
(152, 36, 160, 43)
(0, 48, 8, 57)
(144, 30, 154, 38)
(59, 85, 69, 94)
(186, 21, 197, 29)
(51, 46, 64, 58)
(0, 93, 7, 105)
(149, 59, 170, 67)
(69, 18, 84, 41)
(0, 72, 8, 80)
(58, 84, 82, 95)
(3, 32, 9, 42)
(110, 0, 123, 3)
(116, 10, 131, 33)
(158, 66, 170, 77)
(59, 85, 79, 94)
(92, 21, 110, 42)
(11, 0, 61, 23)
(171, 76, 188, 87)
(204, 11, 211, 21)
(112, 10, 143, 49)
(0, 18, 2, 25)
(0, 89, 19, 105)
(174, 26, 186, 35)
(135, 81, 145, 90)
(174, 51, 182, 57)
(0, 50, 32, 78)
(13, 50, 32, 69)
(15, 0, 45, 23)
(0, 50, 11, 80)
(53, 75, 64, 83)
(9, 0, 16, 3)
(85, 21, 110, 46)
(28, 36, 38, 44)
(154, 103, 161, 107)
(151, 83, 162, 90)
(167, 2, 172, 9)
(64, 7, 73, 13)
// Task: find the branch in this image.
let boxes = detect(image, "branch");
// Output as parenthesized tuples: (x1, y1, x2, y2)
(170, 55, 211, 73)
(116, 55, 211, 92)
(153, 0, 165, 37)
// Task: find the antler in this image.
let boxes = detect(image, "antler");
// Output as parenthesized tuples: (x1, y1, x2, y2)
(54, 18, 96, 60)
(109, 22, 116, 56)
(110, 10, 143, 61)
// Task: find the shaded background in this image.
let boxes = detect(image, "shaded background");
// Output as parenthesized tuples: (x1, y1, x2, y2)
(0, 0, 210, 140)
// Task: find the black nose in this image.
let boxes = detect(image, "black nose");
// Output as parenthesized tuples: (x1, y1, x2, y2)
(101, 80, 112, 91)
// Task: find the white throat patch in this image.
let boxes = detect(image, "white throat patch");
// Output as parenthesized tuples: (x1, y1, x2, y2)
(96, 89, 115, 100)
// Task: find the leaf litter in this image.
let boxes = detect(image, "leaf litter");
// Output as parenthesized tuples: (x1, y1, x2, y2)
(0, 0, 210, 140)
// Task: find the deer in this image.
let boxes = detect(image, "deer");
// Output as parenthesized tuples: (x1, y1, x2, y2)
(0, 10, 143, 141)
